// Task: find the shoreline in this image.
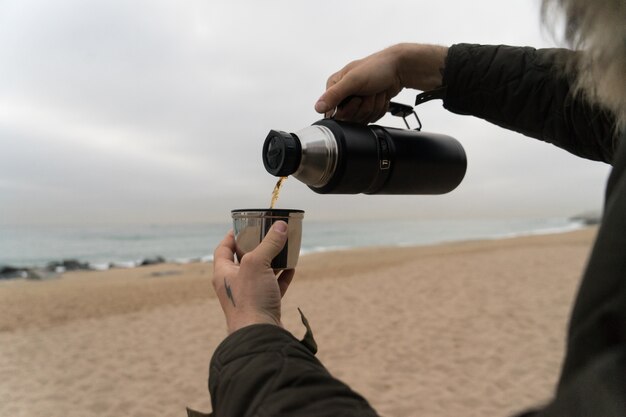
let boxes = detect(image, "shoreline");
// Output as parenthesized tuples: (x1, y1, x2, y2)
(0, 220, 590, 279)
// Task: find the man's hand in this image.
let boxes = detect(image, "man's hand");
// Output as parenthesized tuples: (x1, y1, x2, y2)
(315, 43, 448, 124)
(213, 221, 295, 334)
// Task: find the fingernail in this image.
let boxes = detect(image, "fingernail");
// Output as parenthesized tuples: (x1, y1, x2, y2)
(315, 100, 329, 113)
(273, 221, 287, 233)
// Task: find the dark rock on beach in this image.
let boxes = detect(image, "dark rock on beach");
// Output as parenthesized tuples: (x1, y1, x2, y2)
(47, 259, 90, 271)
(140, 256, 166, 266)
(0, 266, 60, 280)
(25, 268, 60, 280)
(63, 259, 90, 270)
(570, 211, 602, 226)
(2, 256, 170, 280)
(0, 266, 28, 280)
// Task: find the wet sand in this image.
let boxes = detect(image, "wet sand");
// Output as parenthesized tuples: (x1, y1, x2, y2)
(0, 227, 597, 416)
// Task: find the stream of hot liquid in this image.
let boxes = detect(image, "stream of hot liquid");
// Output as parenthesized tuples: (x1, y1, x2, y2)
(269, 176, 287, 209)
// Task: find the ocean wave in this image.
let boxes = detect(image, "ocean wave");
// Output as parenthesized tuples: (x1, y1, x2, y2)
(89, 263, 111, 271)
(483, 221, 586, 240)
(300, 245, 351, 256)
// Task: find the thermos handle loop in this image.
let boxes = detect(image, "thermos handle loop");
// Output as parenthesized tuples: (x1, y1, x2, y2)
(388, 101, 422, 131)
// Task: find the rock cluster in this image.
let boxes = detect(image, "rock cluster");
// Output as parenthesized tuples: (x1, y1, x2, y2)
(1, 256, 168, 280)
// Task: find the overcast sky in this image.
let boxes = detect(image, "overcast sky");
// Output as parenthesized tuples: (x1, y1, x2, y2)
(0, 0, 612, 225)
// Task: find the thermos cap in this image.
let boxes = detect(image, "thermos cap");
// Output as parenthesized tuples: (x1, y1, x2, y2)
(262, 130, 301, 176)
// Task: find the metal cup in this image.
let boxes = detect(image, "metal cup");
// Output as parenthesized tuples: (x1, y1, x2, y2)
(231, 209, 304, 269)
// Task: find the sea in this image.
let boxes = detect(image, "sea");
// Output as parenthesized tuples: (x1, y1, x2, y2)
(0, 217, 587, 271)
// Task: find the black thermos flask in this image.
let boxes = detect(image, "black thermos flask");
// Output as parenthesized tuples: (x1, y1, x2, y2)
(262, 117, 467, 195)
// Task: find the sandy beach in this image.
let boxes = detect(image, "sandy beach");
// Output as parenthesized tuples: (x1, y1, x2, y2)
(0, 227, 597, 417)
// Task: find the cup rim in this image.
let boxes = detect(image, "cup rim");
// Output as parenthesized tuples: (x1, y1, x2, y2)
(230, 209, 304, 218)
(231, 208, 304, 214)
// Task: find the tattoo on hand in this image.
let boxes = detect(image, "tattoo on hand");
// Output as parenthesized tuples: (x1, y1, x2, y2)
(224, 277, 236, 307)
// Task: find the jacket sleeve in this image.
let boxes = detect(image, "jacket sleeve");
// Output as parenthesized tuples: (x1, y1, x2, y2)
(208, 324, 379, 417)
(442, 44, 618, 164)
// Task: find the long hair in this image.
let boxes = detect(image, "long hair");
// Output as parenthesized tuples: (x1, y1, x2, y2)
(542, 0, 626, 129)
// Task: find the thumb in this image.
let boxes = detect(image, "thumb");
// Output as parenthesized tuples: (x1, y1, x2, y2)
(253, 221, 288, 266)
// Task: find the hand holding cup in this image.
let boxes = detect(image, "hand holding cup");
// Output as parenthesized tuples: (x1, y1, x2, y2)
(213, 221, 296, 334)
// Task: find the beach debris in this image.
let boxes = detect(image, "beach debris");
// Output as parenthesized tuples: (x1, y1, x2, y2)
(148, 270, 183, 278)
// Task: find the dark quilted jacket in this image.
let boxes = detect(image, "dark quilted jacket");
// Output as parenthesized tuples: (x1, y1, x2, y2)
(200, 44, 625, 417)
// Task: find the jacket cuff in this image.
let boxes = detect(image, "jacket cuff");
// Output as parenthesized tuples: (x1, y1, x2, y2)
(441, 43, 484, 115)
(211, 324, 301, 368)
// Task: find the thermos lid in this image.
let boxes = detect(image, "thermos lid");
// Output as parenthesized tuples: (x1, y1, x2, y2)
(262, 130, 301, 176)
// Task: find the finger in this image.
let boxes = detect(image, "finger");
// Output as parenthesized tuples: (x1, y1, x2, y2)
(368, 92, 389, 123)
(370, 93, 389, 123)
(249, 221, 288, 267)
(277, 269, 295, 297)
(316, 74, 364, 115)
(325, 71, 342, 89)
(318, 72, 342, 116)
(214, 230, 236, 268)
(353, 95, 376, 124)
(334, 96, 363, 121)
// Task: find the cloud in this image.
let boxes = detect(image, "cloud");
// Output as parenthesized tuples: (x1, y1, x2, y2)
(0, 0, 612, 224)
